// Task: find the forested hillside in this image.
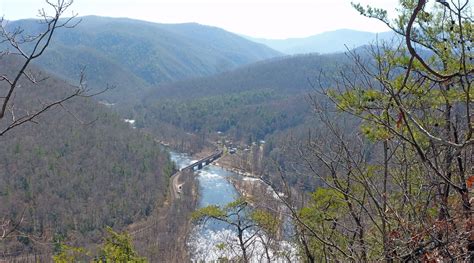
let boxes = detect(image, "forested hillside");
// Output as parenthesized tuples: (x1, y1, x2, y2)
(2, 0, 471, 261)
(137, 53, 350, 143)
(0, 56, 174, 258)
(4, 16, 281, 105)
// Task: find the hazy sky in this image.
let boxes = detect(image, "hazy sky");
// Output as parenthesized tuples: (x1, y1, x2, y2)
(1, 0, 399, 39)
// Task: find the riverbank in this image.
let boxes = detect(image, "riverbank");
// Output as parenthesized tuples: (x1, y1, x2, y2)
(129, 167, 198, 262)
(212, 152, 258, 177)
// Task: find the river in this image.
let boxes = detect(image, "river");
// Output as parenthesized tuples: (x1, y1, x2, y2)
(170, 151, 242, 260)
(170, 151, 297, 262)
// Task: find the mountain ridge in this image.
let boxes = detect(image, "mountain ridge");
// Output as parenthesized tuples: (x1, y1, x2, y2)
(4, 16, 282, 105)
(246, 28, 396, 54)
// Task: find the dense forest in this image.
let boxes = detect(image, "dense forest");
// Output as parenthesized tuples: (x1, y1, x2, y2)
(0, 56, 174, 258)
(137, 53, 350, 143)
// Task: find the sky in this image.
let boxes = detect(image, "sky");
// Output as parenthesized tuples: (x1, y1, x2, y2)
(0, 0, 399, 39)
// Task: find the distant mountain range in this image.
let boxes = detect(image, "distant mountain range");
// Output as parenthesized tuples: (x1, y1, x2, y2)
(2, 17, 398, 107)
(4, 16, 281, 104)
(246, 29, 397, 54)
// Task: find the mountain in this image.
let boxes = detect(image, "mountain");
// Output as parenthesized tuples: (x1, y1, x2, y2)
(247, 29, 396, 54)
(5, 16, 282, 104)
(137, 52, 352, 142)
(0, 55, 174, 257)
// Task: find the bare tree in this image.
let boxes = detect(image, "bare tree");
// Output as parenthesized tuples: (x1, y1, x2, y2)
(192, 199, 259, 263)
(259, 0, 473, 261)
(0, 0, 96, 137)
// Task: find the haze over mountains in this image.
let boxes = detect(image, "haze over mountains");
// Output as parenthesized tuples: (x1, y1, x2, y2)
(247, 29, 395, 54)
(4, 16, 281, 104)
(2, 17, 393, 105)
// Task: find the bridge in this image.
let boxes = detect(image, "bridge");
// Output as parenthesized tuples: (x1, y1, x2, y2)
(180, 150, 223, 172)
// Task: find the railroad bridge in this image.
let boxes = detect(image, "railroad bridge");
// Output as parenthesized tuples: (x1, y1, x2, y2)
(180, 150, 223, 172)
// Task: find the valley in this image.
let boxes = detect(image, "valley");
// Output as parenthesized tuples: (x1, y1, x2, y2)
(1, 0, 472, 262)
